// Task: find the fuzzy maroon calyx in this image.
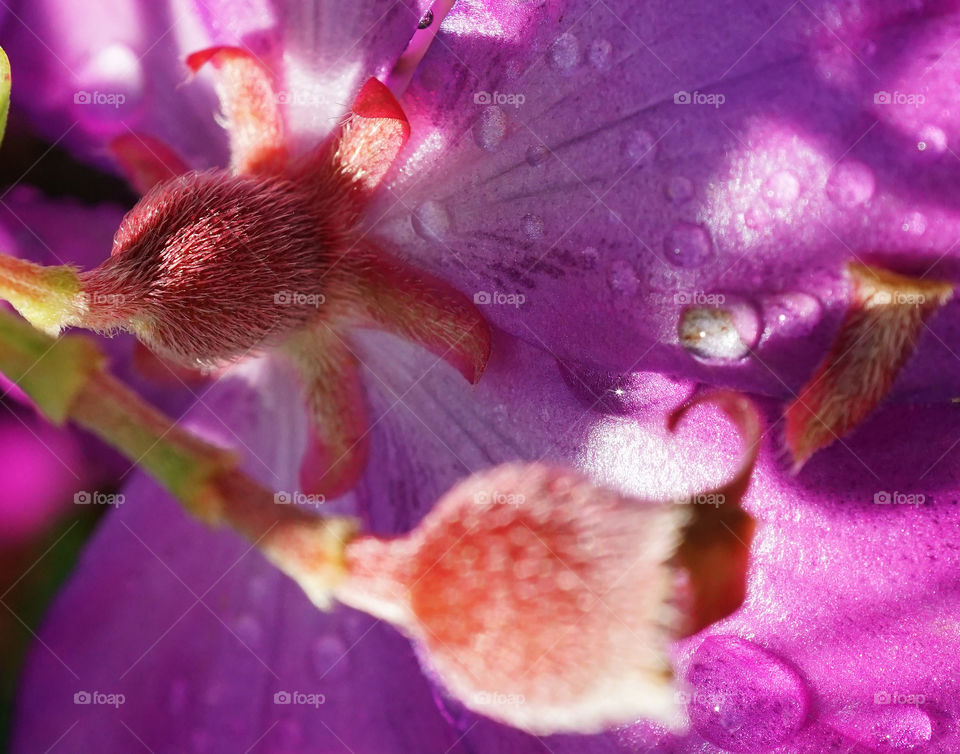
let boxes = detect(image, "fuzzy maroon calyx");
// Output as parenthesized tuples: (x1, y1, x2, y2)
(67, 48, 492, 498)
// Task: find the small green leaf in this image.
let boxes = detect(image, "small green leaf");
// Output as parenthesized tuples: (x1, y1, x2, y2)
(0, 46, 9, 147)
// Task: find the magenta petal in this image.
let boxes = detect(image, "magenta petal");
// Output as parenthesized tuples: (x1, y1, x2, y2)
(5, 0, 432, 172)
(11, 359, 465, 753)
(373, 1, 960, 400)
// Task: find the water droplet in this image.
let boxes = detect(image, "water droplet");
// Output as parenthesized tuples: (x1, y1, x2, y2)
(624, 129, 657, 165)
(588, 38, 612, 69)
(686, 635, 809, 752)
(665, 176, 694, 204)
(763, 170, 800, 207)
(917, 124, 947, 153)
(417, 9, 434, 29)
(900, 210, 927, 236)
(312, 634, 350, 679)
(558, 362, 693, 415)
(829, 704, 932, 752)
(662, 222, 715, 267)
(411, 200, 451, 242)
(826, 160, 875, 207)
(607, 259, 639, 297)
(761, 293, 822, 339)
(521, 213, 545, 239)
(580, 246, 599, 268)
(474, 106, 507, 151)
(548, 33, 580, 71)
(679, 301, 759, 362)
(233, 614, 262, 648)
(526, 144, 551, 166)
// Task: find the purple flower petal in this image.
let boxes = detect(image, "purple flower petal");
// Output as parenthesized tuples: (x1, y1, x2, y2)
(373, 0, 960, 400)
(6, 0, 430, 170)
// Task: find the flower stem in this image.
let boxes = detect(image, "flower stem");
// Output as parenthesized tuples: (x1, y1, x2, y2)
(0, 307, 355, 605)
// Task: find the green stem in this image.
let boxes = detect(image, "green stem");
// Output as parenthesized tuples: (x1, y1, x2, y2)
(0, 308, 355, 605)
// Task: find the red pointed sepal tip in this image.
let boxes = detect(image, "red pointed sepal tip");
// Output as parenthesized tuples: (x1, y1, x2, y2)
(185, 46, 286, 175)
(785, 262, 953, 471)
(333, 78, 410, 199)
(108, 132, 190, 196)
(343, 244, 491, 384)
(668, 390, 761, 636)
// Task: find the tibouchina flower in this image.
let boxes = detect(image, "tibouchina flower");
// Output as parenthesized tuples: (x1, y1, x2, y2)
(5, 0, 960, 752)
